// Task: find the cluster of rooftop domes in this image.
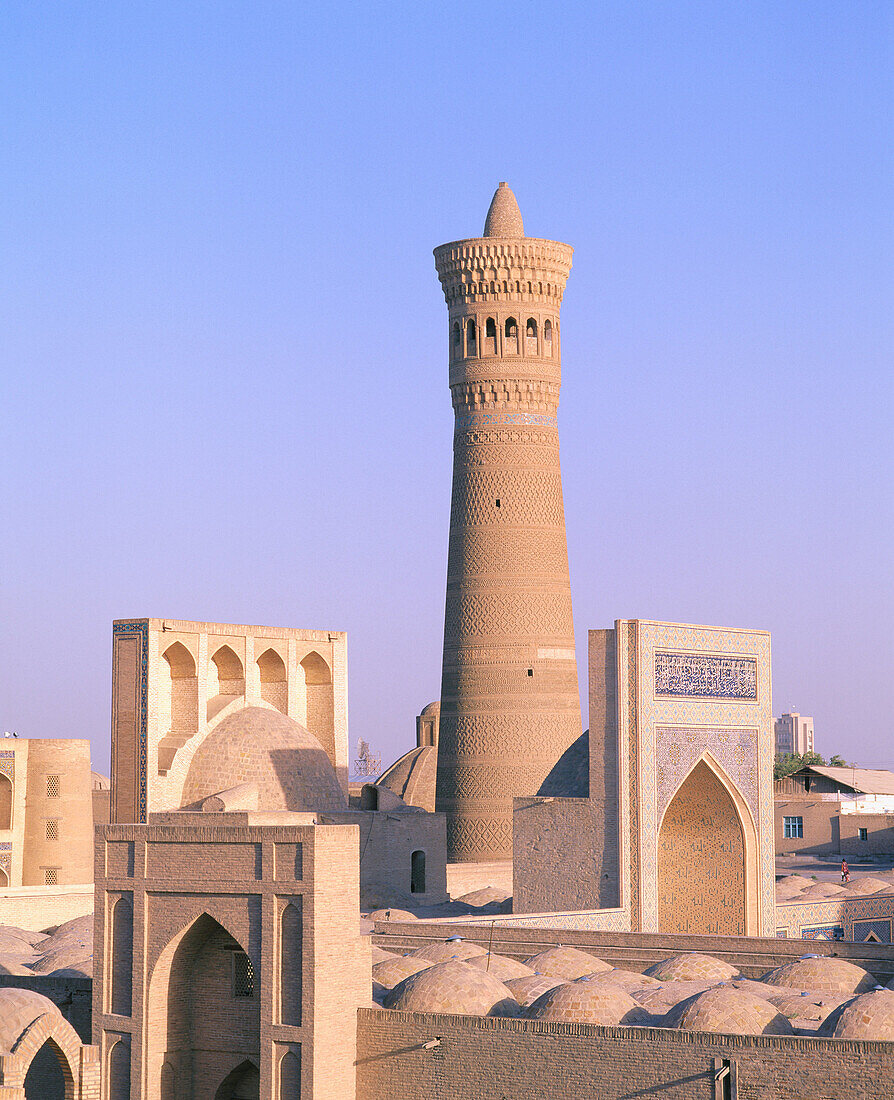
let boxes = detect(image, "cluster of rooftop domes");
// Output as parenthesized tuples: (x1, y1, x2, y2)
(0, 913, 93, 979)
(776, 872, 894, 903)
(368, 941, 894, 1039)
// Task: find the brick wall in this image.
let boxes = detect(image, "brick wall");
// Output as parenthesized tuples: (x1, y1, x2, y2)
(356, 1009, 893, 1100)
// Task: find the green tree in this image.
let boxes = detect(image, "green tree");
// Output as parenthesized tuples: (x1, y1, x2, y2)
(828, 753, 856, 768)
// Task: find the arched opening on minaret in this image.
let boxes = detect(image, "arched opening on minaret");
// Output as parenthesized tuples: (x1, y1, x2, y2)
(526, 318, 538, 355)
(544, 319, 553, 357)
(466, 319, 477, 356)
(485, 317, 497, 356)
(504, 317, 518, 354)
(452, 322, 461, 360)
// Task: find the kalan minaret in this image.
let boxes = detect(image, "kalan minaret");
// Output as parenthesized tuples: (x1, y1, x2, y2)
(434, 184, 583, 862)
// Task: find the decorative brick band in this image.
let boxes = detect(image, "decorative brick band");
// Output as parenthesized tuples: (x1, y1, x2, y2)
(454, 411, 557, 431)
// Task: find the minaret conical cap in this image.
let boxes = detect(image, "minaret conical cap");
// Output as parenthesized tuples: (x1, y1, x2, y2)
(483, 182, 524, 237)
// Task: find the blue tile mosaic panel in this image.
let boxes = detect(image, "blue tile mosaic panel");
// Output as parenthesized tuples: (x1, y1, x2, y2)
(852, 919, 892, 944)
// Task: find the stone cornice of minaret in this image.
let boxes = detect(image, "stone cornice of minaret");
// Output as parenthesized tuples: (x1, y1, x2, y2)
(433, 237, 574, 308)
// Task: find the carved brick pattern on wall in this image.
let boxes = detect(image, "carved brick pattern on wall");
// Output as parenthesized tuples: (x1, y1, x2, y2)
(444, 593, 574, 641)
(0, 842, 11, 876)
(456, 444, 559, 469)
(457, 428, 557, 448)
(452, 384, 560, 415)
(453, 410, 559, 430)
(438, 764, 557, 802)
(776, 894, 894, 941)
(449, 470, 566, 527)
(655, 727, 758, 821)
(445, 815, 514, 857)
(447, 530, 571, 579)
(657, 761, 746, 935)
(655, 652, 757, 700)
(0, 751, 14, 780)
(440, 712, 583, 759)
(442, 665, 578, 697)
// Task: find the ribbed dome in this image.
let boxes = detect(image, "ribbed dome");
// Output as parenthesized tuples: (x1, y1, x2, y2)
(384, 960, 518, 1016)
(371, 956, 433, 990)
(669, 987, 793, 1036)
(645, 954, 739, 983)
(483, 182, 524, 237)
(467, 953, 535, 982)
(505, 974, 567, 1007)
(825, 990, 894, 1039)
(181, 707, 346, 811)
(761, 958, 876, 996)
(0, 989, 61, 1051)
(408, 939, 486, 964)
(524, 946, 612, 980)
(526, 982, 649, 1025)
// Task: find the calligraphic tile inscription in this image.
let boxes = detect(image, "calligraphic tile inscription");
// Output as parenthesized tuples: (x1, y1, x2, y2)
(655, 652, 757, 700)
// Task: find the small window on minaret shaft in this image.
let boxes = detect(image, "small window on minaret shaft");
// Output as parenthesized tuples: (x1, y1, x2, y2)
(452, 322, 461, 359)
(485, 317, 497, 356)
(505, 317, 518, 354)
(467, 319, 477, 356)
(495, 499, 501, 508)
(544, 319, 553, 357)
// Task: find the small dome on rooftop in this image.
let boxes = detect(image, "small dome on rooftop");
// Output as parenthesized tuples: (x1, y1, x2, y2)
(525, 981, 649, 1025)
(761, 958, 876, 996)
(0, 989, 62, 1051)
(504, 974, 567, 1007)
(670, 986, 793, 1036)
(408, 940, 486, 964)
(645, 953, 739, 983)
(384, 960, 517, 1016)
(824, 989, 894, 1039)
(575, 969, 661, 992)
(371, 956, 433, 990)
(181, 707, 345, 812)
(771, 992, 846, 1024)
(483, 182, 524, 238)
(524, 946, 611, 980)
(467, 953, 535, 982)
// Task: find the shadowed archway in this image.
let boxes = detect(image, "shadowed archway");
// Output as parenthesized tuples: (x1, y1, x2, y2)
(214, 1060, 259, 1100)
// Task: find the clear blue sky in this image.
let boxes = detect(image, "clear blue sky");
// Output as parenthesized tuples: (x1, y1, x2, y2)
(2, 2, 891, 774)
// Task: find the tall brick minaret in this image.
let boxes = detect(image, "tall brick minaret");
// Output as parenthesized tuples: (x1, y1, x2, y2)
(434, 183, 583, 862)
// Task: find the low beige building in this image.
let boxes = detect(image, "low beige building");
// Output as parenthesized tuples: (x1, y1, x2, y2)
(0, 738, 94, 890)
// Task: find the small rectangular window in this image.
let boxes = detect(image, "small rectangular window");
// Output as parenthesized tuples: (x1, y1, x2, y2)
(46, 775, 60, 798)
(233, 952, 255, 998)
(859, 828, 869, 842)
(783, 816, 803, 839)
(44, 867, 59, 885)
(45, 820, 59, 840)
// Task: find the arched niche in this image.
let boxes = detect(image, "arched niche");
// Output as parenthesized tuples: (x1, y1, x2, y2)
(485, 317, 497, 356)
(257, 649, 288, 714)
(504, 316, 518, 354)
(0, 771, 12, 830)
(110, 895, 134, 1016)
(279, 1050, 300, 1097)
(214, 1060, 259, 1100)
(657, 757, 756, 936)
(207, 645, 246, 721)
(300, 652, 334, 762)
(23, 1037, 68, 1100)
(147, 914, 259, 1100)
(108, 1039, 131, 1100)
(0, 866, 8, 886)
(525, 317, 538, 355)
(158, 642, 199, 775)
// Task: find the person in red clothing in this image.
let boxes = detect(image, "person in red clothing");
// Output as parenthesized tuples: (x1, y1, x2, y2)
(841, 859, 850, 884)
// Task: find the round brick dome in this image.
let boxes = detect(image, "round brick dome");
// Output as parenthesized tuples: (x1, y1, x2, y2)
(632, 981, 717, 1016)
(371, 956, 433, 990)
(181, 707, 346, 811)
(505, 974, 568, 1008)
(841, 877, 887, 895)
(645, 953, 739, 982)
(370, 946, 400, 965)
(409, 939, 486, 964)
(798, 883, 847, 900)
(761, 958, 876, 996)
(0, 989, 62, 1050)
(771, 991, 846, 1024)
(575, 968, 661, 992)
(669, 987, 793, 1035)
(367, 908, 417, 922)
(384, 960, 518, 1016)
(824, 990, 894, 1039)
(456, 887, 511, 908)
(525, 981, 649, 1025)
(524, 946, 612, 980)
(467, 953, 535, 982)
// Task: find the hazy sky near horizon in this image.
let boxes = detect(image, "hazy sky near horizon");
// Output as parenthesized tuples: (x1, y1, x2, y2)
(2, 2, 892, 775)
